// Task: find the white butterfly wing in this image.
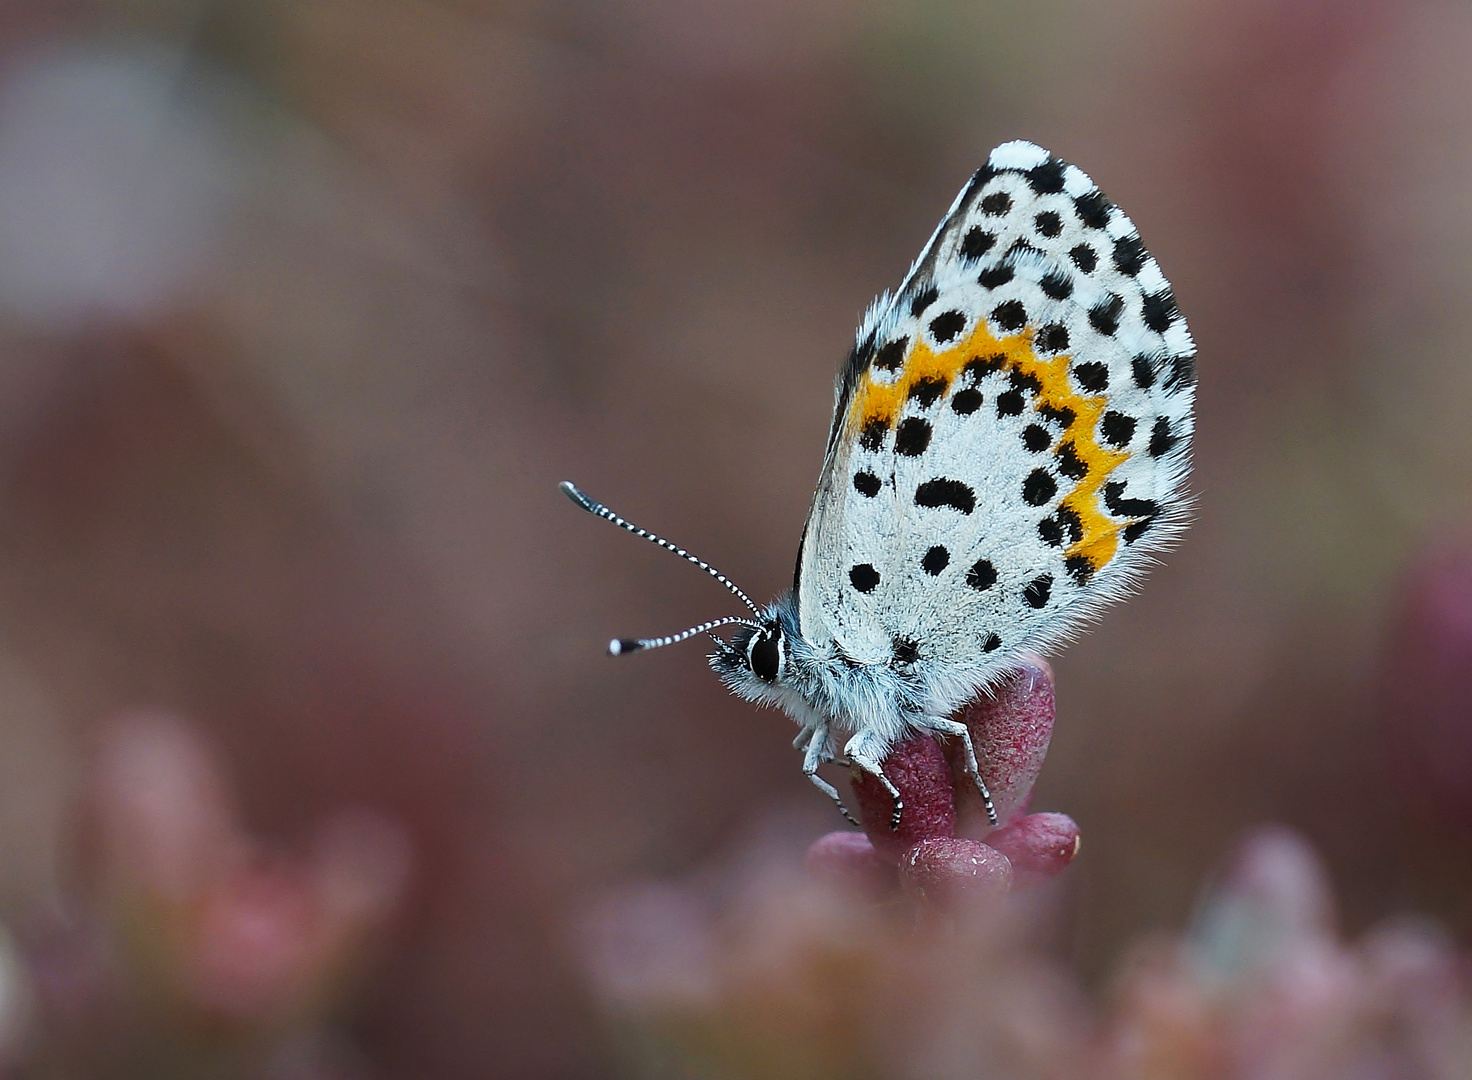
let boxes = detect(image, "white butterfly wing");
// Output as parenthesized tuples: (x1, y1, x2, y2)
(796, 141, 1195, 704)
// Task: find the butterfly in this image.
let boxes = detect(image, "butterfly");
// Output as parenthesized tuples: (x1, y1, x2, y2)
(563, 140, 1195, 828)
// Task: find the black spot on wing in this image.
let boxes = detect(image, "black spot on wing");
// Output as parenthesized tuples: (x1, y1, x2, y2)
(960, 228, 996, 261)
(981, 191, 1012, 216)
(922, 545, 949, 575)
(849, 564, 880, 593)
(1132, 353, 1160, 389)
(1022, 468, 1058, 506)
(982, 632, 1002, 652)
(853, 471, 880, 497)
(1149, 416, 1181, 457)
(1039, 508, 1082, 547)
(908, 285, 939, 318)
(1036, 323, 1069, 354)
(964, 354, 1006, 382)
(1065, 555, 1095, 584)
(1164, 354, 1196, 393)
(1025, 157, 1067, 194)
(1023, 575, 1054, 607)
(915, 479, 975, 514)
(1058, 506, 1084, 544)
(873, 337, 909, 372)
(978, 264, 1015, 289)
(951, 388, 982, 415)
(1069, 244, 1098, 273)
(1021, 424, 1050, 452)
(1103, 481, 1159, 521)
(1041, 271, 1074, 300)
(1038, 403, 1075, 429)
(966, 559, 997, 591)
(995, 390, 1023, 417)
(1073, 361, 1108, 392)
(1089, 294, 1124, 336)
(1101, 411, 1136, 448)
(859, 419, 888, 451)
(1074, 190, 1112, 228)
(1034, 210, 1063, 237)
(907, 376, 947, 408)
(1010, 370, 1042, 395)
(895, 418, 932, 456)
(1112, 234, 1148, 276)
(1123, 518, 1154, 543)
(1142, 288, 1180, 333)
(929, 310, 966, 343)
(991, 300, 1027, 332)
(1056, 441, 1087, 480)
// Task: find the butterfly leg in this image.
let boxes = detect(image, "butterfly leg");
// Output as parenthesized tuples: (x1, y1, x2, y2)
(844, 729, 903, 831)
(915, 717, 998, 826)
(801, 723, 860, 827)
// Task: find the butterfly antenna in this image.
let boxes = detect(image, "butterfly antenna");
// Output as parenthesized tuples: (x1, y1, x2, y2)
(608, 614, 762, 657)
(559, 481, 763, 616)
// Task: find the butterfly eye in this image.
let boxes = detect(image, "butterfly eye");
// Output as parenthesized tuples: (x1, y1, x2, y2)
(747, 628, 783, 683)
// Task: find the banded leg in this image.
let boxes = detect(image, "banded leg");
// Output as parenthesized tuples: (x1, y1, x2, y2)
(844, 728, 903, 831)
(801, 723, 859, 827)
(914, 716, 998, 826)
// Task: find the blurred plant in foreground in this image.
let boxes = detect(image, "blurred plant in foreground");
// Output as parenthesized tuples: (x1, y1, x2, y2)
(1105, 829, 1472, 1080)
(16, 711, 412, 1080)
(582, 662, 1472, 1080)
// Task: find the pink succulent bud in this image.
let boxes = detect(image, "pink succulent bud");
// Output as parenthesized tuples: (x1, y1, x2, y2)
(806, 659, 1079, 905)
(802, 830, 894, 897)
(899, 837, 1013, 908)
(951, 660, 1057, 836)
(850, 729, 955, 860)
(983, 813, 1082, 887)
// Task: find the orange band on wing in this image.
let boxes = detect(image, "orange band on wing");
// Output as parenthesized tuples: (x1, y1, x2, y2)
(847, 321, 1131, 574)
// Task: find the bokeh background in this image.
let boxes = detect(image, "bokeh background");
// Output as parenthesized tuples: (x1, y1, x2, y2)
(0, 0, 1470, 1076)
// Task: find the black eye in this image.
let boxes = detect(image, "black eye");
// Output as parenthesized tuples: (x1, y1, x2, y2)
(749, 631, 781, 683)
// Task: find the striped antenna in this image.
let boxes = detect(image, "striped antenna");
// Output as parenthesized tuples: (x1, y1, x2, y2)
(608, 614, 762, 656)
(559, 481, 763, 616)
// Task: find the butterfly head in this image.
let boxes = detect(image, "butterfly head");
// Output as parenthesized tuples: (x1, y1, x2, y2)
(708, 594, 805, 708)
(735, 619, 787, 684)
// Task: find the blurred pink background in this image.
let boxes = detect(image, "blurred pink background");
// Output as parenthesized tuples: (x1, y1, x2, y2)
(0, 0, 1470, 1076)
